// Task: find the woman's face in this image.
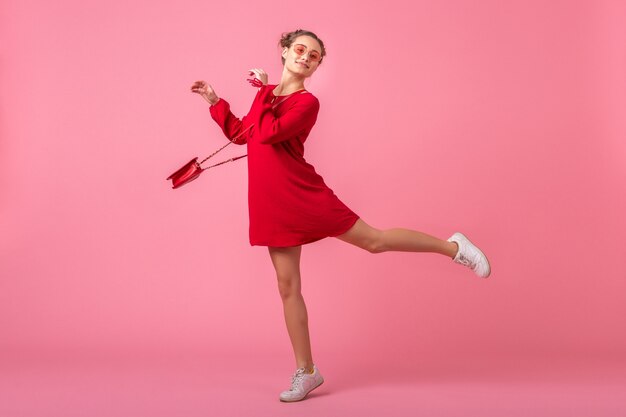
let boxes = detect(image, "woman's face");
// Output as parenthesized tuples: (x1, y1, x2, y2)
(282, 35, 322, 77)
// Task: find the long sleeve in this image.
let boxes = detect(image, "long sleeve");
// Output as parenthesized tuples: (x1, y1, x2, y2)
(255, 93, 320, 145)
(209, 98, 252, 145)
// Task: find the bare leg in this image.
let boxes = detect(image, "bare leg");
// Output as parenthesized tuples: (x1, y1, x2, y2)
(335, 218, 459, 258)
(268, 245, 314, 373)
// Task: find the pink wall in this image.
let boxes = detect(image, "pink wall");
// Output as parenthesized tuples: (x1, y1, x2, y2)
(1, 0, 625, 368)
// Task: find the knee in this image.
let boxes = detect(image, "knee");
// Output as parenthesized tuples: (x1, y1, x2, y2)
(365, 230, 386, 254)
(276, 275, 301, 299)
(336, 219, 386, 254)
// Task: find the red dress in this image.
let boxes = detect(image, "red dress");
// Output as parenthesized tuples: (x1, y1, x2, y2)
(209, 83, 360, 247)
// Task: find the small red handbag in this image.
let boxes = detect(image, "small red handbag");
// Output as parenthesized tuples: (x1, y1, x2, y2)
(166, 123, 254, 189)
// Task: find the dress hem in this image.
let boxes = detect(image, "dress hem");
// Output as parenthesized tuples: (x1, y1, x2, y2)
(248, 216, 360, 248)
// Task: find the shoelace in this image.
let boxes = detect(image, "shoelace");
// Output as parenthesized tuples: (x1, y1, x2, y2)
(457, 252, 472, 266)
(458, 250, 481, 273)
(289, 368, 307, 391)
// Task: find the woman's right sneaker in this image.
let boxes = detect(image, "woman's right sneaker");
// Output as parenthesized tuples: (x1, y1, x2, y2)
(447, 232, 491, 278)
(279, 364, 324, 402)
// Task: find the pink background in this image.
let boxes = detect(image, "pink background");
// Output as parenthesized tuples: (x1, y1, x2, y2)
(1, 0, 625, 415)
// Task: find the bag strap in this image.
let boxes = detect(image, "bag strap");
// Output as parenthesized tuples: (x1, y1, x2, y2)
(198, 123, 254, 169)
(271, 89, 309, 109)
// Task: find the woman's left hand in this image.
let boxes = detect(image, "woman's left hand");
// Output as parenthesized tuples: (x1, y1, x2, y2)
(247, 68, 268, 87)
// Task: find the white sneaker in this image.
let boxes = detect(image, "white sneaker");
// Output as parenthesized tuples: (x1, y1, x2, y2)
(447, 232, 491, 278)
(279, 364, 324, 402)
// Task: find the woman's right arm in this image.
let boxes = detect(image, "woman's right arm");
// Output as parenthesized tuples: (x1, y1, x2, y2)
(190, 80, 250, 145)
(208, 98, 251, 145)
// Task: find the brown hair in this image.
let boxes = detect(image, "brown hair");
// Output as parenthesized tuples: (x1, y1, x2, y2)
(278, 29, 326, 66)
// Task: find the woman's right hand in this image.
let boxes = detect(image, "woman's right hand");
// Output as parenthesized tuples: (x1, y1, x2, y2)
(191, 80, 219, 105)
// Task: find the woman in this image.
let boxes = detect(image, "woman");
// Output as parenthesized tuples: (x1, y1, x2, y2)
(191, 29, 491, 402)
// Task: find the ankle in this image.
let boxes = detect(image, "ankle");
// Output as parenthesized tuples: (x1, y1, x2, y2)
(451, 241, 459, 259)
(299, 364, 315, 374)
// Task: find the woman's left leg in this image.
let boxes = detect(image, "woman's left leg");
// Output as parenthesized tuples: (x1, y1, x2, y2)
(336, 217, 492, 277)
(335, 218, 459, 258)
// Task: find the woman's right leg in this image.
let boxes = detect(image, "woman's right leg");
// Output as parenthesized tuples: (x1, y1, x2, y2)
(268, 245, 314, 373)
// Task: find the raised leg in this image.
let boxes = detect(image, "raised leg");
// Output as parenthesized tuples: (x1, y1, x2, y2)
(335, 218, 459, 258)
(268, 245, 314, 373)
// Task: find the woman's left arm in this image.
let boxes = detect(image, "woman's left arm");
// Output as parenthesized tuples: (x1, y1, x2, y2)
(256, 95, 320, 145)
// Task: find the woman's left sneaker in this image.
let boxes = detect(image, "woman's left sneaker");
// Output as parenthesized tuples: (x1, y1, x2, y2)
(447, 232, 491, 278)
(279, 364, 324, 402)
